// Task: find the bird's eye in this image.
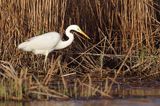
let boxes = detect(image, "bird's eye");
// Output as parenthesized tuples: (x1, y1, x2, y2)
(77, 28, 80, 31)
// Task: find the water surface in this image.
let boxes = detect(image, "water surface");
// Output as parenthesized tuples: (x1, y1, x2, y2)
(0, 97, 160, 106)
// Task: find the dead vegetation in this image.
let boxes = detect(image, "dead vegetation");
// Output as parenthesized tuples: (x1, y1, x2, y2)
(0, 0, 160, 100)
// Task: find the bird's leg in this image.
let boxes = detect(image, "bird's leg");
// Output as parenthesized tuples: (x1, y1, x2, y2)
(43, 51, 49, 71)
(44, 54, 48, 63)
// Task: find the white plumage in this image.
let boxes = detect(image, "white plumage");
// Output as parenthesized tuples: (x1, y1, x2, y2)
(18, 25, 90, 62)
(18, 32, 60, 54)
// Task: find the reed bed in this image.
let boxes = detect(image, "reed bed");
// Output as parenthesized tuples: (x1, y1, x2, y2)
(0, 0, 160, 100)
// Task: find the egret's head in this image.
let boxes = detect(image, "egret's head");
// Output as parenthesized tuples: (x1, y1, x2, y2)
(69, 25, 90, 39)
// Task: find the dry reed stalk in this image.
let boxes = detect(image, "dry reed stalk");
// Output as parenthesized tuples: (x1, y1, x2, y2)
(106, 43, 134, 95)
(0, 0, 160, 100)
(0, 61, 25, 100)
(78, 79, 112, 98)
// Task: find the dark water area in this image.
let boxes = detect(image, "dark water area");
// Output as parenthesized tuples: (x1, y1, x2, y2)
(1, 97, 160, 106)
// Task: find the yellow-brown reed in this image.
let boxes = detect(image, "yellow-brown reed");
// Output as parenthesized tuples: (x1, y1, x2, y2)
(0, 0, 160, 100)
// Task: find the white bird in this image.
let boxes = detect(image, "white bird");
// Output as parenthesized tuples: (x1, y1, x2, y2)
(18, 25, 90, 62)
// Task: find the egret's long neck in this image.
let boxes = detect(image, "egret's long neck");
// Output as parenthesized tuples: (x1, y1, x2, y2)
(54, 27, 74, 50)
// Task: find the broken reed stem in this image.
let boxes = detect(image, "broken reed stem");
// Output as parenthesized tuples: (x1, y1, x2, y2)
(79, 81, 112, 98)
(106, 43, 134, 95)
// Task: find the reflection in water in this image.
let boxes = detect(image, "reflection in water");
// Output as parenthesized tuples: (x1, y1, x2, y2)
(0, 98, 160, 106)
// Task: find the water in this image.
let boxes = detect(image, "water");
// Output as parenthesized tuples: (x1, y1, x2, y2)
(1, 97, 160, 106)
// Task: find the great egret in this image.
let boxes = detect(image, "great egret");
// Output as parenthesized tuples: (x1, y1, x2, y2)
(18, 25, 90, 62)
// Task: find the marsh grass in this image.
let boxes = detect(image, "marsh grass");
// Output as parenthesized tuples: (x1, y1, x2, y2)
(0, 0, 160, 100)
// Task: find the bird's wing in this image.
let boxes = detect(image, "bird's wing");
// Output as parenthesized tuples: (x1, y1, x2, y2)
(26, 32, 61, 50)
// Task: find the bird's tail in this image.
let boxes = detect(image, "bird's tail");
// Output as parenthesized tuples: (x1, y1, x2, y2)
(18, 41, 32, 51)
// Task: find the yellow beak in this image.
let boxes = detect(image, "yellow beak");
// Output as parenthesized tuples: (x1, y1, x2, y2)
(78, 29, 90, 40)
